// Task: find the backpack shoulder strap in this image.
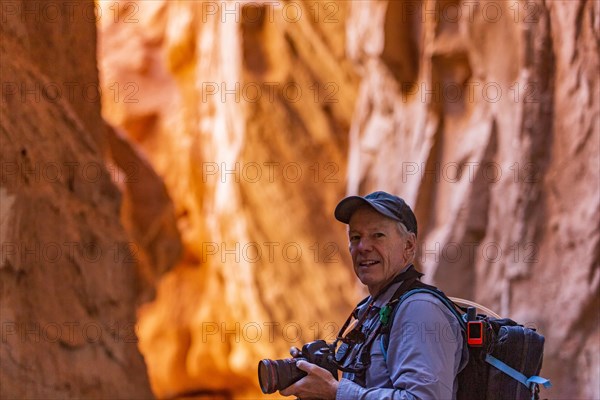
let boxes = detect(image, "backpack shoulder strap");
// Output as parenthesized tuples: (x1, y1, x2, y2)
(380, 285, 466, 362)
(398, 286, 466, 329)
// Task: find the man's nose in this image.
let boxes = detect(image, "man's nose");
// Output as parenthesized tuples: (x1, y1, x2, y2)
(357, 238, 373, 252)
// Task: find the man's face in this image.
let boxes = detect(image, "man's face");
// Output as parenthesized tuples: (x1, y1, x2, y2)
(348, 206, 415, 295)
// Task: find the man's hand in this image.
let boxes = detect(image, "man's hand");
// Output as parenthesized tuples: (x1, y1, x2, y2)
(289, 346, 300, 358)
(279, 360, 339, 399)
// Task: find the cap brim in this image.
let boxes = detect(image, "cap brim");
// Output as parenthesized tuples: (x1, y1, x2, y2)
(334, 196, 401, 224)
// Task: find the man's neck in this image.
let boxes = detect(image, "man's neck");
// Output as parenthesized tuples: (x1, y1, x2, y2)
(368, 263, 414, 297)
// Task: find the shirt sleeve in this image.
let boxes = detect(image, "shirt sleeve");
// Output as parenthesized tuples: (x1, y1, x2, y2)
(335, 293, 464, 400)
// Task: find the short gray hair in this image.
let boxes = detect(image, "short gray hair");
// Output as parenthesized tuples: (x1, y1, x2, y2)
(396, 222, 417, 262)
(395, 221, 414, 239)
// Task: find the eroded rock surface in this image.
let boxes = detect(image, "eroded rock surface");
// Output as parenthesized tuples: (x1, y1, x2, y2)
(1, 0, 159, 398)
(98, 1, 359, 397)
(346, 1, 599, 398)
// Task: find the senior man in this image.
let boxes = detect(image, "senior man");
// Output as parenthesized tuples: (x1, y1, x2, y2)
(281, 191, 467, 399)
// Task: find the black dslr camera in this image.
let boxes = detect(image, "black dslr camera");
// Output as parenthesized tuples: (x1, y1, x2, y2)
(257, 340, 338, 394)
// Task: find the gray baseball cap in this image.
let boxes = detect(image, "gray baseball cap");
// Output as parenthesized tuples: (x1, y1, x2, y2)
(334, 191, 418, 236)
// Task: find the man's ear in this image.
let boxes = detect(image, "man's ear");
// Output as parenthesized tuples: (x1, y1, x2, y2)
(404, 234, 417, 256)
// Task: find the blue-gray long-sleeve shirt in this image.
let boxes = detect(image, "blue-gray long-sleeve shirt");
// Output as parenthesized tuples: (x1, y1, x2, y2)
(336, 281, 468, 400)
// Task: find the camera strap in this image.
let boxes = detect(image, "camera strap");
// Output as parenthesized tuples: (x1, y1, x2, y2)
(333, 265, 424, 376)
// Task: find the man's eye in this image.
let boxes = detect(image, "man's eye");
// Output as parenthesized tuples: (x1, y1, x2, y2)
(349, 235, 360, 242)
(374, 232, 385, 238)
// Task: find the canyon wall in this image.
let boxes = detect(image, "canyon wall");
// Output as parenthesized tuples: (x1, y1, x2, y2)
(1, 0, 181, 398)
(344, 1, 599, 398)
(98, 0, 359, 397)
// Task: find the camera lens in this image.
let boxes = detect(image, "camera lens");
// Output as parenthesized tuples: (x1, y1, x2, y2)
(257, 358, 307, 394)
(258, 359, 277, 394)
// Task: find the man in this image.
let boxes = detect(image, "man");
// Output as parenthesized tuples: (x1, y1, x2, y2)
(280, 191, 467, 399)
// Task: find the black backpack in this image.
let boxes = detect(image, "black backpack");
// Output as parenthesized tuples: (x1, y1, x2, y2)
(380, 278, 552, 399)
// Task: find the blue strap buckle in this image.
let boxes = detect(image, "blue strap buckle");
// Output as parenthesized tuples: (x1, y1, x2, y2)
(485, 354, 552, 394)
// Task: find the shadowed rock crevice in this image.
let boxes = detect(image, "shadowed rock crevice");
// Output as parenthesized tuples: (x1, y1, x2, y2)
(413, 120, 443, 243)
(431, 51, 473, 117)
(382, 0, 422, 91)
(105, 123, 182, 303)
(241, 4, 270, 77)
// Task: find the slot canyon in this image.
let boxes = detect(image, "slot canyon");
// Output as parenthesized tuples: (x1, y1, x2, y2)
(1, 0, 598, 399)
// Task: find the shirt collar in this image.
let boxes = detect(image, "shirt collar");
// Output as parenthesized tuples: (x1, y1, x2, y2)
(356, 264, 413, 315)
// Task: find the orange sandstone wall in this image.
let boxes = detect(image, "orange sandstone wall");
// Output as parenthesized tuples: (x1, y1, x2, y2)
(1, 0, 166, 398)
(98, 1, 359, 397)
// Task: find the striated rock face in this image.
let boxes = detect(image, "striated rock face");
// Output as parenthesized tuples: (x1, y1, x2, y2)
(0, 0, 179, 398)
(98, 0, 359, 397)
(345, 0, 599, 398)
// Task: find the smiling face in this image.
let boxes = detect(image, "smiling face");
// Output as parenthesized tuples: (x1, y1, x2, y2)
(348, 206, 416, 296)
